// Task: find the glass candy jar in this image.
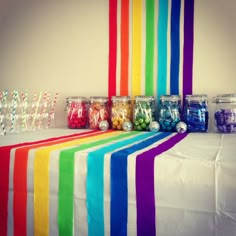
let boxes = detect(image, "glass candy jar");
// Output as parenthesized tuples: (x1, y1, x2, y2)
(133, 96, 156, 131)
(212, 93, 236, 133)
(88, 96, 110, 129)
(183, 94, 208, 132)
(66, 96, 88, 129)
(158, 95, 181, 132)
(111, 96, 132, 130)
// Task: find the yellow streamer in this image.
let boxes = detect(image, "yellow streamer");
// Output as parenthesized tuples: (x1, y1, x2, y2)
(131, 0, 142, 97)
(34, 131, 122, 236)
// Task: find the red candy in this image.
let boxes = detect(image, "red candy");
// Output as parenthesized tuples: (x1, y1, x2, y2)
(66, 97, 88, 129)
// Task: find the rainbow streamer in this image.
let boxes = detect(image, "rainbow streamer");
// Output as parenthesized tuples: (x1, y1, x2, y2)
(157, 0, 168, 101)
(131, 0, 142, 97)
(183, 0, 194, 98)
(1, 130, 190, 236)
(145, 0, 155, 96)
(108, 0, 194, 102)
(120, 0, 130, 96)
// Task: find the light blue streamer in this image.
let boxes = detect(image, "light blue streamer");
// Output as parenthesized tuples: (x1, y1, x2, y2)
(157, 0, 169, 102)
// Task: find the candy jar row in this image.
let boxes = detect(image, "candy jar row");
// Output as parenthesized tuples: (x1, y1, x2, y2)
(65, 93, 236, 133)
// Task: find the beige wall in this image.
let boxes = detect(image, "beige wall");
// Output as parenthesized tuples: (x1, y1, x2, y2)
(0, 0, 235, 130)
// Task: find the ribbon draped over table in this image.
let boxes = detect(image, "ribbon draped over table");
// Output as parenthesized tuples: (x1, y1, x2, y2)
(0, 130, 188, 236)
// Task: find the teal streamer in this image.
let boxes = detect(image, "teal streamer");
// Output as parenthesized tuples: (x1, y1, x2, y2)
(157, 0, 169, 101)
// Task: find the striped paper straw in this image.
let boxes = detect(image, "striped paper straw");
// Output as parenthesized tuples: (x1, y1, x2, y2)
(10, 90, 18, 133)
(21, 91, 28, 131)
(38, 91, 48, 129)
(0, 115, 6, 135)
(47, 92, 58, 128)
(31, 91, 42, 129)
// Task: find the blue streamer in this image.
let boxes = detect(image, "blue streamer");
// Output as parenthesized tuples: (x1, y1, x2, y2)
(86, 131, 155, 236)
(170, 0, 181, 95)
(157, 0, 168, 101)
(110, 132, 172, 235)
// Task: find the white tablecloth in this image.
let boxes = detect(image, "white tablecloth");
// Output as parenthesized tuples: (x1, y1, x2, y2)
(0, 129, 236, 236)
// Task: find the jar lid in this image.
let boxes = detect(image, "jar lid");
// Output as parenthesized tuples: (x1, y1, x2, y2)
(212, 93, 236, 103)
(135, 95, 155, 102)
(160, 95, 181, 101)
(89, 96, 108, 103)
(111, 96, 131, 102)
(185, 94, 208, 102)
(66, 96, 88, 102)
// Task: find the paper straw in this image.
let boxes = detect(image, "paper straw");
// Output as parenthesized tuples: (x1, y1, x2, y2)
(21, 91, 28, 131)
(29, 92, 38, 129)
(38, 91, 48, 129)
(0, 92, 6, 135)
(0, 115, 6, 135)
(31, 91, 42, 129)
(10, 90, 18, 133)
(48, 92, 58, 128)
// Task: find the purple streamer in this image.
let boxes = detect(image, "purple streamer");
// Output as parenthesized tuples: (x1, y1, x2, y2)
(136, 133, 188, 236)
(183, 0, 194, 98)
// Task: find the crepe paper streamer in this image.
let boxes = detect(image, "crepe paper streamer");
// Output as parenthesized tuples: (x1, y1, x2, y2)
(0, 130, 97, 236)
(131, 0, 142, 97)
(86, 131, 155, 236)
(12, 130, 99, 236)
(183, 0, 194, 98)
(58, 131, 134, 236)
(157, 0, 168, 101)
(145, 0, 155, 96)
(170, 0, 181, 95)
(48, 92, 59, 128)
(110, 132, 171, 235)
(108, 0, 118, 99)
(34, 130, 116, 236)
(136, 133, 188, 236)
(120, 0, 129, 96)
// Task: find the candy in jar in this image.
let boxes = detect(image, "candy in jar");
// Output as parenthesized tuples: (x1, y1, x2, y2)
(158, 95, 181, 132)
(88, 96, 110, 130)
(66, 96, 88, 129)
(111, 96, 132, 130)
(133, 96, 156, 131)
(212, 93, 236, 133)
(183, 94, 208, 132)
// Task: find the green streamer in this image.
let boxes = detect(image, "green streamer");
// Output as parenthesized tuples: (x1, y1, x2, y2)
(145, 0, 155, 96)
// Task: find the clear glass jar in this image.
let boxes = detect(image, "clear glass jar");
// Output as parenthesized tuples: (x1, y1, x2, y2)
(111, 96, 132, 130)
(158, 95, 181, 132)
(212, 93, 236, 133)
(66, 96, 89, 129)
(133, 95, 156, 131)
(183, 94, 208, 132)
(88, 96, 110, 130)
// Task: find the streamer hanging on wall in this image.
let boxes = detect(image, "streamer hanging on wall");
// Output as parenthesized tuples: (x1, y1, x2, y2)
(108, 0, 195, 100)
(108, 0, 118, 99)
